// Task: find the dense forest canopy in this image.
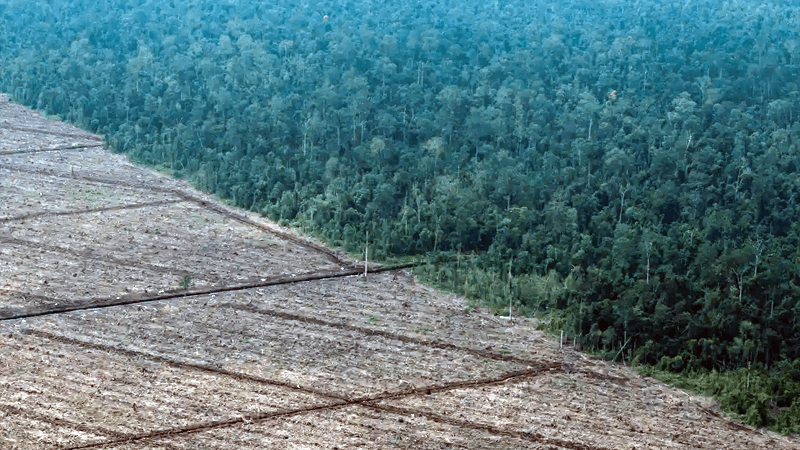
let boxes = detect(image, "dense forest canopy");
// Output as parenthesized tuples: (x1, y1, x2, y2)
(2, 0, 800, 432)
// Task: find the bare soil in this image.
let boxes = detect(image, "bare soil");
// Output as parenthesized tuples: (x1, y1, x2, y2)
(1, 93, 797, 449)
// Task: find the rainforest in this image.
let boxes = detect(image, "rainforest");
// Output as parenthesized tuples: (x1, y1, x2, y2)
(1, 0, 799, 433)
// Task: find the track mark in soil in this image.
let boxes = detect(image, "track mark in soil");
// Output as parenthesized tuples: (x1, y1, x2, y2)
(38, 327, 564, 450)
(31, 328, 557, 402)
(170, 189, 349, 267)
(222, 302, 535, 365)
(0, 161, 352, 266)
(368, 404, 606, 450)
(0, 162, 177, 193)
(0, 198, 185, 223)
(0, 234, 195, 278)
(62, 401, 349, 450)
(321, 414, 479, 450)
(0, 266, 418, 321)
(0, 124, 103, 141)
(0, 143, 103, 156)
(28, 328, 347, 400)
(0, 291, 70, 320)
(311, 408, 476, 449)
(0, 404, 129, 441)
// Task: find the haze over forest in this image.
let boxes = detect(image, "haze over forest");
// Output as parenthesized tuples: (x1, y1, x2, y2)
(1, 0, 799, 432)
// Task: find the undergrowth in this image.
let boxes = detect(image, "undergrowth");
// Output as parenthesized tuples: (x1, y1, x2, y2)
(412, 257, 800, 435)
(635, 361, 800, 435)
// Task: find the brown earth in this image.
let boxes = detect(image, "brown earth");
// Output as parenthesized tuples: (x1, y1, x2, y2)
(1, 93, 798, 449)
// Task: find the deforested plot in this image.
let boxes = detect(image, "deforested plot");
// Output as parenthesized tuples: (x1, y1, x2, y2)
(0, 168, 180, 219)
(1, 98, 797, 450)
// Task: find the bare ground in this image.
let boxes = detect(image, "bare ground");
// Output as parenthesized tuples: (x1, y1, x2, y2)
(1, 93, 798, 449)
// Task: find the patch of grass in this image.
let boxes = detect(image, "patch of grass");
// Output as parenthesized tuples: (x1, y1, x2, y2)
(551, 377, 577, 389)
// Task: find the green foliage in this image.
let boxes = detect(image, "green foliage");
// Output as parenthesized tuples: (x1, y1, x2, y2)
(637, 359, 800, 434)
(2, 0, 800, 434)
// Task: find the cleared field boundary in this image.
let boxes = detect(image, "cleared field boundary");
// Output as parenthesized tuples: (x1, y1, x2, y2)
(0, 124, 103, 141)
(0, 264, 419, 321)
(0, 404, 132, 442)
(0, 144, 103, 156)
(0, 198, 185, 223)
(0, 234, 196, 278)
(35, 325, 573, 450)
(221, 301, 535, 365)
(13, 282, 535, 365)
(0, 161, 350, 266)
(0, 162, 183, 193)
(168, 189, 349, 266)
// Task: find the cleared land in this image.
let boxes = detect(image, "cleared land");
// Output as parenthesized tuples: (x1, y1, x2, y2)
(1, 93, 797, 449)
